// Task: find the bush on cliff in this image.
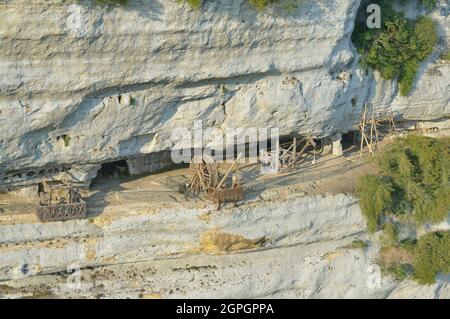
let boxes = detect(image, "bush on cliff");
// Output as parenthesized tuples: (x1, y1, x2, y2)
(359, 136, 449, 285)
(357, 174, 392, 233)
(376, 135, 450, 225)
(352, 1, 438, 96)
(413, 231, 450, 284)
(378, 230, 450, 284)
(357, 136, 450, 232)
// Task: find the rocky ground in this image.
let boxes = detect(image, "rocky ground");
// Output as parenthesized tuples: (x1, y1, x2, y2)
(0, 186, 449, 298)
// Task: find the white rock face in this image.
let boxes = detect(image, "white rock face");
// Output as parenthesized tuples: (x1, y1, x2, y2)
(0, 194, 448, 298)
(0, 0, 448, 186)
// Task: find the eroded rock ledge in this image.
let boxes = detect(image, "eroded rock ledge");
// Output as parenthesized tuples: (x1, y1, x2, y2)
(0, 193, 448, 298)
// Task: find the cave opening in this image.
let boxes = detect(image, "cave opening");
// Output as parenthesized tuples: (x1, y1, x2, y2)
(342, 131, 357, 149)
(96, 160, 130, 179)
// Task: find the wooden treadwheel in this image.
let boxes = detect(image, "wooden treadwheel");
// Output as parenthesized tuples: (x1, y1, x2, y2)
(189, 155, 219, 192)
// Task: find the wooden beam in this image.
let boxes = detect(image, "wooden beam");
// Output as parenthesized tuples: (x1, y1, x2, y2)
(216, 153, 243, 190)
(360, 103, 367, 157)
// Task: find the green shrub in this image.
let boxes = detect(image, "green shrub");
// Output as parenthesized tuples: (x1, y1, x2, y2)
(352, 1, 438, 96)
(63, 135, 71, 147)
(383, 221, 399, 246)
(361, 137, 449, 285)
(399, 238, 417, 251)
(387, 264, 412, 281)
(441, 52, 450, 61)
(413, 231, 450, 284)
(417, 0, 437, 9)
(376, 135, 450, 225)
(357, 136, 450, 231)
(182, 0, 304, 11)
(248, 0, 275, 10)
(398, 0, 437, 9)
(184, 0, 202, 9)
(398, 60, 419, 96)
(346, 239, 368, 249)
(357, 174, 393, 233)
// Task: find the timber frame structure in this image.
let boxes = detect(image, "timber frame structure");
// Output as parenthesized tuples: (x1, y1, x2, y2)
(188, 155, 220, 193)
(278, 135, 317, 172)
(358, 103, 399, 157)
(36, 181, 86, 222)
(188, 154, 245, 209)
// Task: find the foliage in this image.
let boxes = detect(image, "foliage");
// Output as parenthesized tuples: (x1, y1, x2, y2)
(378, 245, 414, 281)
(360, 137, 449, 285)
(442, 51, 450, 61)
(63, 135, 71, 147)
(399, 238, 417, 251)
(378, 231, 450, 284)
(357, 136, 449, 229)
(382, 221, 398, 246)
(386, 264, 412, 281)
(375, 135, 450, 225)
(416, 0, 437, 9)
(346, 239, 368, 249)
(352, 1, 438, 96)
(184, 0, 202, 9)
(357, 174, 392, 233)
(397, 0, 437, 9)
(413, 231, 450, 284)
(247, 0, 278, 10)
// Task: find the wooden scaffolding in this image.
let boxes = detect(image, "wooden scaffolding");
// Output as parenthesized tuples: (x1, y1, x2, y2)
(278, 135, 317, 172)
(358, 103, 399, 157)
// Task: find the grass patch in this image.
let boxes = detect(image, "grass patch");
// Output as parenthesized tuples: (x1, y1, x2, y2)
(378, 245, 414, 281)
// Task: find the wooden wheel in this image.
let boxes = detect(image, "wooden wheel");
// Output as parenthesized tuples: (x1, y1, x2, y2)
(189, 155, 219, 191)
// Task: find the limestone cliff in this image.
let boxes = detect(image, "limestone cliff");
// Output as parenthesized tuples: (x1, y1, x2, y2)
(0, 0, 449, 187)
(0, 193, 448, 298)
